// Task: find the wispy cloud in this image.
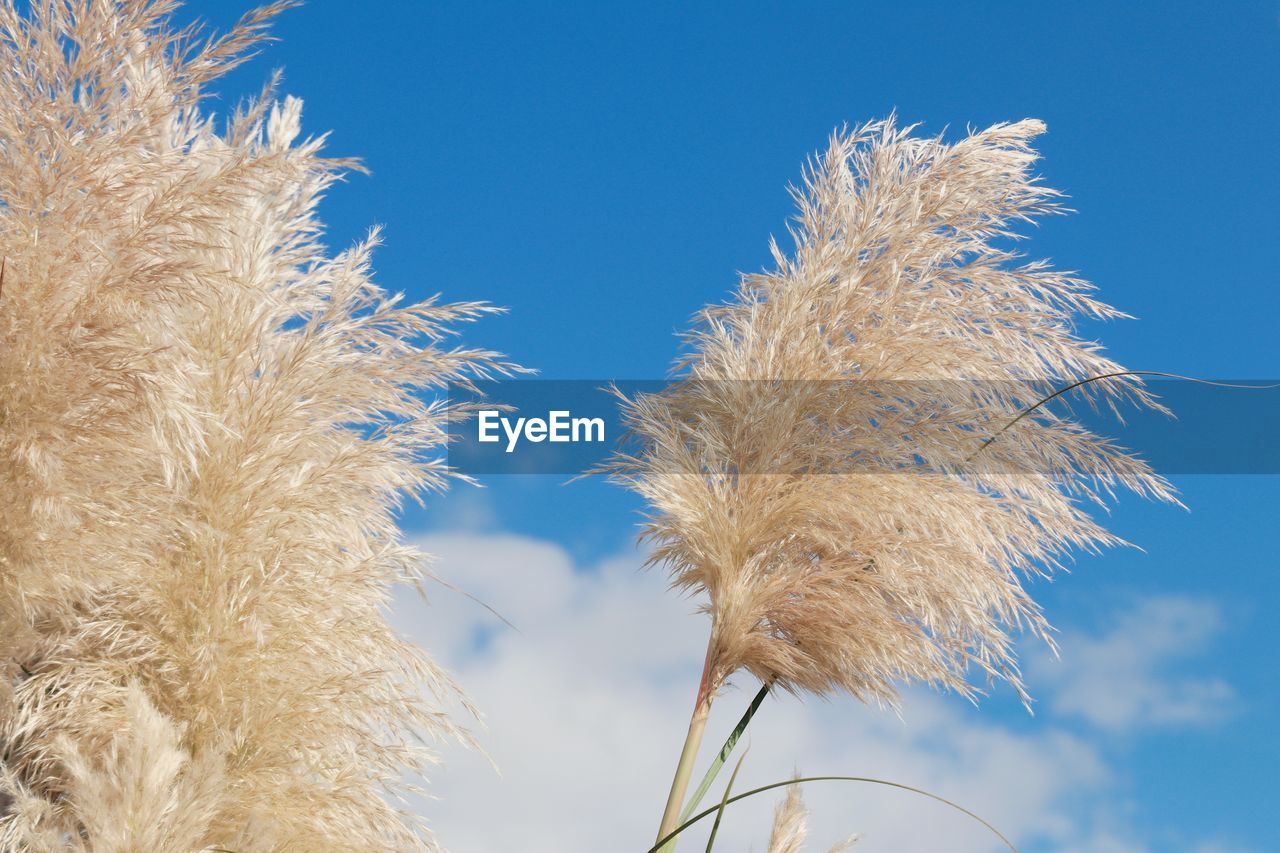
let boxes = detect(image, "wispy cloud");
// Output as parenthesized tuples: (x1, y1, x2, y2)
(398, 530, 1238, 852)
(1029, 597, 1236, 733)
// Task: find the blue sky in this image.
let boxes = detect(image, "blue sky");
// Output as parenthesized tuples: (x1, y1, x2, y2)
(186, 2, 1278, 849)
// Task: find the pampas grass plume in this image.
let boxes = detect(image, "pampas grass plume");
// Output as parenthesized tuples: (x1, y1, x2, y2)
(624, 117, 1176, 845)
(766, 785, 856, 853)
(0, 2, 510, 848)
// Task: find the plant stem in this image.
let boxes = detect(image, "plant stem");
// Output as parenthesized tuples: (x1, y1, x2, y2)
(680, 681, 770, 822)
(655, 639, 716, 851)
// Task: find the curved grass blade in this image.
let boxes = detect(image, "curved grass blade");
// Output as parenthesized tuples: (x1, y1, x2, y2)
(646, 774, 1016, 853)
(968, 370, 1280, 461)
(704, 747, 749, 852)
(680, 682, 770, 822)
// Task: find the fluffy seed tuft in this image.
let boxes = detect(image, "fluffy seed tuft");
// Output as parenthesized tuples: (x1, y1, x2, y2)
(0, 2, 509, 848)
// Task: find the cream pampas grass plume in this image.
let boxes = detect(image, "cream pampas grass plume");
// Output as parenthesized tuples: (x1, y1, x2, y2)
(0, 2, 508, 848)
(766, 787, 810, 853)
(766, 785, 855, 853)
(621, 118, 1176, 846)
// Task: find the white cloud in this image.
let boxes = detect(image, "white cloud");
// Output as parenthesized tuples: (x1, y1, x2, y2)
(394, 531, 1237, 852)
(1029, 596, 1235, 733)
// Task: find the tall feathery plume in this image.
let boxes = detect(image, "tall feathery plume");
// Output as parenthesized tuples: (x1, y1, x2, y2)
(766, 785, 856, 853)
(0, 2, 508, 848)
(613, 118, 1176, 846)
(766, 786, 810, 853)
